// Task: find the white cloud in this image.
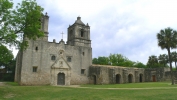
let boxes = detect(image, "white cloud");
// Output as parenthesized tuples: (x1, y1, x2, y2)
(12, 0, 177, 65)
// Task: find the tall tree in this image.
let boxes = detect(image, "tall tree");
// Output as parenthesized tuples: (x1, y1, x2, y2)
(158, 54, 168, 67)
(171, 51, 177, 70)
(157, 27, 177, 85)
(0, 0, 44, 49)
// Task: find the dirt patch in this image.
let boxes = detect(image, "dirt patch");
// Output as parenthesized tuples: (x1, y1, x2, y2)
(57, 85, 177, 90)
(0, 82, 6, 86)
(4, 93, 15, 99)
(57, 85, 80, 88)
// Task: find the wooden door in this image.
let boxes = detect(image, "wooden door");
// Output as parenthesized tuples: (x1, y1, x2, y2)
(58, 73, 65, 85)
(152, 75, 156, 82)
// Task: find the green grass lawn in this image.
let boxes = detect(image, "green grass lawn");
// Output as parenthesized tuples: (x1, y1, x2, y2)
(1, 82, 177, 100)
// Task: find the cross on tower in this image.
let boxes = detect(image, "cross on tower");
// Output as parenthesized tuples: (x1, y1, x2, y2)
(61, 32, 64, 39)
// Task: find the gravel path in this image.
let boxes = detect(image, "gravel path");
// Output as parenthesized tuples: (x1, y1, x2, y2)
(57, 85, 177, 90)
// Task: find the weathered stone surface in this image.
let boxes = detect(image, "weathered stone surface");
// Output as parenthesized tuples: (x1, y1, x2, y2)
(89, 65, 173, 84)
(15, 16, 92, 85)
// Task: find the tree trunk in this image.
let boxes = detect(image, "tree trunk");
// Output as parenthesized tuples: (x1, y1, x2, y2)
(175, 61, 177, 70)
(167, 48, 174, 85)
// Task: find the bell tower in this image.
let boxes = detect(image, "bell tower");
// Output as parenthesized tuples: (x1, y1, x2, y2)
(67, 17, 91, 47)
(41, 12, 49, 41)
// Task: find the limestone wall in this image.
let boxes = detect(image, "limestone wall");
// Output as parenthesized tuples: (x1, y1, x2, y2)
(144, 68, 169, 82)
(89, 65, 145, 84)
(165, 71, 177, 80)
(17, 38, 91, 85)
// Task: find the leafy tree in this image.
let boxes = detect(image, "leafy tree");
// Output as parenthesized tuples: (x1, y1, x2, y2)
(158, 54, 168, 67)
(4, 59, 16, 73)
(93, 54, 141, 67)
(0, 45, 14, 66)
(157, 27, 177, 85)
(92, 58, 98, 64)
(0, 0, 17, 45)
(109, 54, 125, 66)
(147, 55, 159, 68)
(171, 51, 177, 70)
(122, 60, 135, 67)
(133, 62, 146, 68)
(97, 56, 109, 65)
(0, 0, 44, 49)
(108, 54, 135, 67)
(92, 57, 110, 65)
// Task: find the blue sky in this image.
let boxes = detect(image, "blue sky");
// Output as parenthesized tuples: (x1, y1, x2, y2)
(12, 0, 177, 64)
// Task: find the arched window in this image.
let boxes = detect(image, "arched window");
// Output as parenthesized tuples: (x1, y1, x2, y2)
(35, 46, 38, 51)
(51, 55, 56, 60)
(81, 29, 84, 37)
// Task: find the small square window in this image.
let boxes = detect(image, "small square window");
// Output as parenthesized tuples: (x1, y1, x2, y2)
(33, 67, 37, 72)
(51, 55, 56, 60)
(81, 69, 85, 74)
(67, 57, 71, 62)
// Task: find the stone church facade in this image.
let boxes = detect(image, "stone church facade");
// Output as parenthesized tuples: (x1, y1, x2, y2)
(15, 13, 172, 85)
(15, 13, 92, 85)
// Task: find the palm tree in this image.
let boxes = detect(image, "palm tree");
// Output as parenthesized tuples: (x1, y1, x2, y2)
(171, 51, 177, 70)
(158, 54, 168, 67)
(157, 27, 177, 85)
(147, 55, 158, 68)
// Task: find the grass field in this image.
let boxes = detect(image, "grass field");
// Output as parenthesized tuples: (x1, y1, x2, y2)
(1, 82, 177, 100)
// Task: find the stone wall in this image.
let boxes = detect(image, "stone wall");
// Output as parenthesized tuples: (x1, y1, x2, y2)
(165, 71, 177, 80)
(16, 39, 91, 85)
(89, 65, 144, 84)
(144, 68, 170, 82)
(14, 51, 23, 83)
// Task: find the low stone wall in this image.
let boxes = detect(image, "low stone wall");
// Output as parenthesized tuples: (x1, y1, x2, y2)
(144, 68, 170, 82)
(89, 65, 145, 84)
(165, 71, 177, 80)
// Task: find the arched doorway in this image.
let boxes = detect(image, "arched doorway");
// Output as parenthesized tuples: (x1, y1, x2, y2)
(128, 74, 133, 83)
(139, 74, 143, 82)
(58, 73, 65, 85)
(93, 75, 96, 85)
(116, 74, 121, 84)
